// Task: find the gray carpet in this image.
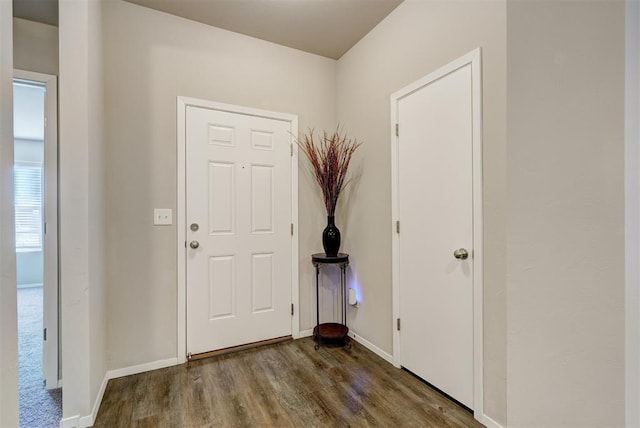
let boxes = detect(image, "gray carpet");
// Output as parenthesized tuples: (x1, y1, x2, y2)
(18, 287, 62, 428)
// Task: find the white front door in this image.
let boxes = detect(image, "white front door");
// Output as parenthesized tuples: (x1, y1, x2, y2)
(396, 60, 476, 408)
(186, 105, 293, 355)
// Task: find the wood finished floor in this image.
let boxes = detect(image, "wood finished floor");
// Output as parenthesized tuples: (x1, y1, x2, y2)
(94, 337, 484, 427)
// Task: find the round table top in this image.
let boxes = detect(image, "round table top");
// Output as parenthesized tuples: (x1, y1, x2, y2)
(311, 253, 349, 264)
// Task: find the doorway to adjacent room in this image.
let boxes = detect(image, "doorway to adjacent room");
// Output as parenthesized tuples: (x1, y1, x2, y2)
(14, 70, 60, 428)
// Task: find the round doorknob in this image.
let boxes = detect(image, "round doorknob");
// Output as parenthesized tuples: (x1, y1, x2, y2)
(453, 248, 468, 260)
(190, 240, 200, 249)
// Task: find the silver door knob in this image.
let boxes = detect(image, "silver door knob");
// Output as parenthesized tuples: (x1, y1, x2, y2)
(190, 240, 200, 249)
(453, 248, 468, 260)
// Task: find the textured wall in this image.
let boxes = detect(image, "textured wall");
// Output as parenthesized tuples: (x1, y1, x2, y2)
(506, 1, 625, 426)
(103, 0, 337, 370)
(337, 0, 507, 423)
(13, 18, 58, 75)
(59, 0, 107, 422)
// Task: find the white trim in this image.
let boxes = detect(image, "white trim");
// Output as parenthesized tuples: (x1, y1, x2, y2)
(107, 357, 179, 380)
(348, 330, 393, 365)
(59, 358, 179, 428)
(477, 414, 505, 428)
(177, 97, 299, 363)
(298, 328, 394, 365)
(59, 415, 80, 428)
(177, 98, 186, 364)
(77, 415, 92, 428)
(626, 0, 640, 426)
(290, 117, 300, 339)
(390, 48, 484, 419)
(14, 69, 55, 84)
(88, 373, 108, 427)
(14, 69, 60, 390)
(299, 328, 314, 338)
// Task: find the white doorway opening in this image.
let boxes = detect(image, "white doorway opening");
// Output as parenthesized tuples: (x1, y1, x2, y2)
(13, 69, 60, 426)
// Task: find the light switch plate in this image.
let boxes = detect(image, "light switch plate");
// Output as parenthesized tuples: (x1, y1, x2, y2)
(154, 208, 172, 225)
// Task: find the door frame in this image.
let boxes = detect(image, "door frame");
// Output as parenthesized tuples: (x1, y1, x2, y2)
(176, 97, 299, 364)
(13, 69, 59, 389)
(390, 49, 483, 416)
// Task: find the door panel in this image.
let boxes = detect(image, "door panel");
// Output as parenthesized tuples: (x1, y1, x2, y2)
(186, 106, 292, 355)
(398, 63, 474, 408)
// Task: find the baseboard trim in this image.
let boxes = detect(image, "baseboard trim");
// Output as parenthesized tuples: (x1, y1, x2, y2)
(78, 414, 92, 428)
(59, 415, 80, 428)
(107, 357, 178, 380)
(90, 373, 109, 425)
(299, 328, 313, 338)
(298, 328, 394, 365)
(58, 372, 109, 428)
(62, 358, 180, 427)
(477, 413, 505, 428)
(347, 330, 394, 364)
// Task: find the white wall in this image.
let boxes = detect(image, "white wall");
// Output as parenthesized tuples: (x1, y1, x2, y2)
(59, 0, 107, 424)
(88, 0, 107, 416)
(57, 3, 631, 427)
(626, 0, 640, 424)
(13, 17, 58, 76)
(103, 0, 336, 370)
(337, 0, 506, 424)
(0, 1, 18, 426)
(506, 1, 625, 426)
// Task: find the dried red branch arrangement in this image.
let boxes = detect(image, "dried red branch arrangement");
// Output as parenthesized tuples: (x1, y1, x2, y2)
(296, 128, 362, 217)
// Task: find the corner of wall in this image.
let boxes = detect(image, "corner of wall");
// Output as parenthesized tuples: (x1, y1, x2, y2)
(59, 0, 109, 422)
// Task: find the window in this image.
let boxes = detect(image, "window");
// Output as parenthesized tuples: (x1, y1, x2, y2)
(14, 162, 42, 251)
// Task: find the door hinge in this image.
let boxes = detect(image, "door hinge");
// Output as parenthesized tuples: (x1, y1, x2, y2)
(290, 144, 293, 157)
(291, 223, 294, 236)
(396, 221, 400, 234)
(185, 241, 187, 248)
(396, 318, 401, 331)
(291, 303, 294, 316)
(43, 327, 47, 341)
(395, 123, 399, 137)
(44, 222, 47, 235)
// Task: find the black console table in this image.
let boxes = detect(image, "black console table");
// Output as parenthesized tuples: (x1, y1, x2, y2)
(312, 253, 350, 350)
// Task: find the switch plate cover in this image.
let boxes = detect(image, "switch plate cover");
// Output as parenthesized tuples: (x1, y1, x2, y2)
(154, 208, 172, 225)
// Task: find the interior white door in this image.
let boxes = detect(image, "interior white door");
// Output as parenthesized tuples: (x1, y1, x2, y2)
(14, 72, 59, 390)
(186, 106, 292, 355)
(397, 63, 474, 408)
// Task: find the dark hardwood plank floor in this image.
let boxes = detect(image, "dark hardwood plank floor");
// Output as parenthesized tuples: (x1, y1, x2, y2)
(94, 337, 484, 427)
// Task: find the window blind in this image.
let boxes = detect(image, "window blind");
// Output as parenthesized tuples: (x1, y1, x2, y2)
(14, 163, 42, 250)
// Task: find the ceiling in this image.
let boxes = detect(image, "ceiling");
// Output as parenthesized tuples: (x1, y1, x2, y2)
(11, 0, 403, 60)
(124, 0, 403, 59)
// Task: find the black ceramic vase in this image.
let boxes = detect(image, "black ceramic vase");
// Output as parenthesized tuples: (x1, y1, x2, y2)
(322, 216, 341, 257)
